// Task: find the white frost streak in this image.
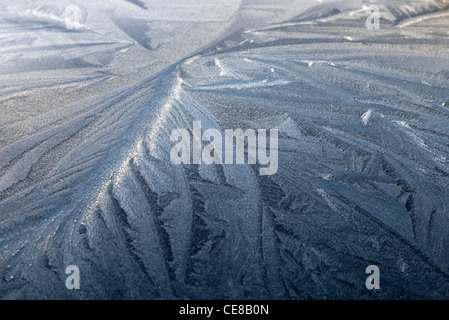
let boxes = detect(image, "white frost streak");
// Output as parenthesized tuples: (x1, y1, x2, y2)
(148, 69, 184, 154)
(361, 110, 373, 125)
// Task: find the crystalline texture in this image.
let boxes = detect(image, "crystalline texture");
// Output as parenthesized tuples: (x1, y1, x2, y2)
(1, 0, 449, 299)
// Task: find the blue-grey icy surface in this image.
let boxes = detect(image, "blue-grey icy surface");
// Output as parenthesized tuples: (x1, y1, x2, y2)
(1, 0, 449, 299)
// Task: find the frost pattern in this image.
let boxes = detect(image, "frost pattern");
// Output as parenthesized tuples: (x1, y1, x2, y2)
(1, 0, 449, 299)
